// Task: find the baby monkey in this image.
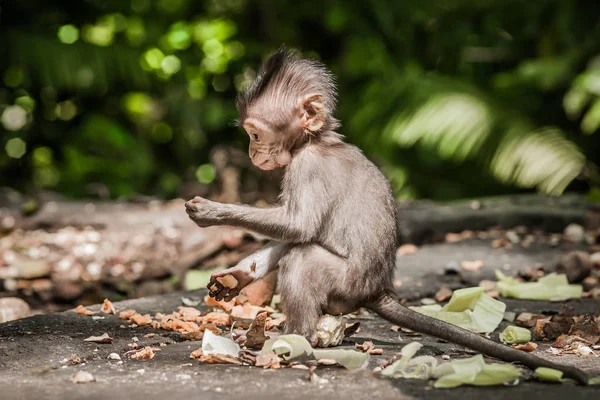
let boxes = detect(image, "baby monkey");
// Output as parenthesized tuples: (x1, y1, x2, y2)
(185, 48, 588, 384)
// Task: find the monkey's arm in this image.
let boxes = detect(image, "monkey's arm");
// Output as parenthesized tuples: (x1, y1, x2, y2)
(185, 197, 326, 243)
(207, 242, 288, 301)
(234, 241, 288, 279)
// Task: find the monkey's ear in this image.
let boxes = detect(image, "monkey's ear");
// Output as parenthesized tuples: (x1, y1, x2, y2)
(300, 93, 326, 133)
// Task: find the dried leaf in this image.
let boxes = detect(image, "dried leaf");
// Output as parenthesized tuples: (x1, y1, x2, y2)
(84, 333, 113, 344)
(244, 312, 268, 349)
(515, 312, 548, 328)
(355, 339, 384, 354)
(191, 350, 242, 364)
(355, 341, 375, 352)
(344, 322, 361, 337)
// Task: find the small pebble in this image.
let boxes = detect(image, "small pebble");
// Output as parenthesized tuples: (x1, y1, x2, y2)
(443, 261, 460, 275)
(564, 223, 585, 243)
(590, 252, 600, 267)
(505, 231, 520, 244)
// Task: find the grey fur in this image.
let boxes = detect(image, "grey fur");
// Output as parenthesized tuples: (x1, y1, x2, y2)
(236, 47, 340, 132)
(185, 49, 588, 384)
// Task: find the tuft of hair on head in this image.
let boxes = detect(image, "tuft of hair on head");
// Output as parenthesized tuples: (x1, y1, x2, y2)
(236, 46, 340, 132)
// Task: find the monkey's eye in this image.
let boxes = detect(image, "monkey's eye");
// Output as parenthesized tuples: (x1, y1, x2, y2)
(252, 133, 259, 141)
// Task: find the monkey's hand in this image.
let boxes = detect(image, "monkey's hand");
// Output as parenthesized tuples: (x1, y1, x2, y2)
(207, 264, 255, 302)
(185, 196, 221, 228)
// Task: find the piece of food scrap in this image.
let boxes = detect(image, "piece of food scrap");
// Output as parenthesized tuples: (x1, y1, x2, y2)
(216, 274, 239, 289)
(101, 298, 117, 314)
(129, 313, 153, 326)
(75, 305, 94, 316)
(355, 341, 384, 355)
(119, 310, 136, 320)
(130, 346, 157, 359)
(72, 371, 95, 384)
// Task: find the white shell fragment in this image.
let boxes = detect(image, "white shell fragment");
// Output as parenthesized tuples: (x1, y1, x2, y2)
(201, 330, 240, 357)
(316, 315, 347, 347)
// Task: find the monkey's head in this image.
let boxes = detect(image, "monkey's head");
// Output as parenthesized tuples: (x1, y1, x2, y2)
(236, 48, 339, 170)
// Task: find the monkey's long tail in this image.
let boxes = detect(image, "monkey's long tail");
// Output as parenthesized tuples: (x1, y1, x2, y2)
(367, 292, 588, 385)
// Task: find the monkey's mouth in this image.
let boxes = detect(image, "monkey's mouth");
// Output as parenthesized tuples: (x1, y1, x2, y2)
(255, 159, 280, 170)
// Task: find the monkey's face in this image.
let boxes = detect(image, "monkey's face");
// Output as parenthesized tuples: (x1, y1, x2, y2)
(241, 94, 326, 171)
(242, 117, 295, 171)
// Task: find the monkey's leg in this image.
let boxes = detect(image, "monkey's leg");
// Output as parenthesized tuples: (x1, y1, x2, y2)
(208, 242, 289, 301)
(278, 244, 350, 344)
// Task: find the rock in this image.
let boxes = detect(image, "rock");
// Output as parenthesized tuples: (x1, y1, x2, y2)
(582, 276, 598, 291)
(443, 261, 460, 275)
(563, 223, 585, 243)
(505, 230, 520, 244)
(12, 258, 50, 279)
(53, 281, 84, 300)
(0, 297, 31, 322)
(71, 371, 95, 384)
(31, 279, 54, 301)
(590, 252, 600, 268)
(555, 251, 592, 283)
(134, 279, 174, 298)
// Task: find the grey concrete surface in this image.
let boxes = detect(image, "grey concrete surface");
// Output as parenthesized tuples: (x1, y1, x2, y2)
(1, 238, 599, 400)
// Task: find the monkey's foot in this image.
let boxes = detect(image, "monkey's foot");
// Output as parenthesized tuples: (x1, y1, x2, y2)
(207, 267, 253, 302)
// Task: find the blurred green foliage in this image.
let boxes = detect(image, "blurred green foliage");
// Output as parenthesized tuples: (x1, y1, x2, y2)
(1, 0, 599, 201)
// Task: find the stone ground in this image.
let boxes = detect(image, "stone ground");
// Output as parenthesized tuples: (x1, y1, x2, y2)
(1, 237, 600, 399)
